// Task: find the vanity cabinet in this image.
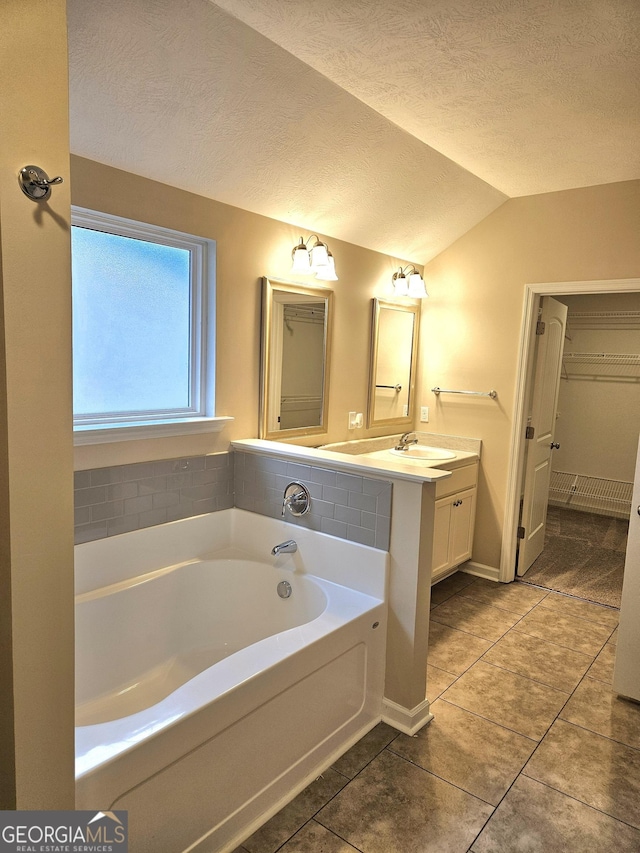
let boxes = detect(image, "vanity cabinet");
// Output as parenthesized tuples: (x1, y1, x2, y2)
(431, 462, 478, 584)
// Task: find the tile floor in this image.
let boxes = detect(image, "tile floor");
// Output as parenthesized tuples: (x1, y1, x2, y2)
(233, 571, 640, 853)
(523, 505, 628, 608)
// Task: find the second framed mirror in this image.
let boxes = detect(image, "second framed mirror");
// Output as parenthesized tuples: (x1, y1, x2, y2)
(367, 298, 420, 429)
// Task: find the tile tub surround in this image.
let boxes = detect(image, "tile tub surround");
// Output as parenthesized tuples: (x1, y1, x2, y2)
(75, 447, 393, 549)
(74, 452, 234, 543)
(233, 450, 392, 551)
(233, 575, 638, 853)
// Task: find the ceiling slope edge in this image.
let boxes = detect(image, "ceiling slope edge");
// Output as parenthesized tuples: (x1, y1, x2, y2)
(67, 0, 507, 264)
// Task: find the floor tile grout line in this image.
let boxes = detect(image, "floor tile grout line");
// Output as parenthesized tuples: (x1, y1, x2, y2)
(383, 744, 499, 808)
(508, 623, 610, 657)
(487, 641, 611, 831)
(429, 615, 517, 644)
(429, 597, 546, 699)
(258, 757, 382, 853)
(438, 583, 616, 844)
(419, 695, 539, 746)
(556, 678, 640, 754)
(311, 816, 366, 853)
(531, 600, 620, 628)
(301, 729, 404, 843)
(475, 657, 576, 697)
(429, 584, 599, 647)
(264, 569, 630, 853)
(516, 774, 640, 835)
(436, 692, 559, 745)
(453, 589, 550, 617)
(284, 818, 367, 853)
(464, 783, 509, 852)
(431, 589, 545, 650)
(462, 593, 620, 850)
(268, 769, 364, 853)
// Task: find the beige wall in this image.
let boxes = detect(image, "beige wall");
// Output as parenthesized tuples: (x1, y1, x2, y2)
(71, 156, 421, 470)
(0, 0, 75, 807)
(71, 164, 640, 570)
(418, 180, 640, 570)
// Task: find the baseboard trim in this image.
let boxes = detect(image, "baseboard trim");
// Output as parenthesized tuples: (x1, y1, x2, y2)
(382, 697, 433, 735)
(462, 561, 501, 581)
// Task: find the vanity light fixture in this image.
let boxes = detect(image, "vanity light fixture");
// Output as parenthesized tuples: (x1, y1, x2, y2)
(290, 236, 338, 281)
(392, 265, 428, 298)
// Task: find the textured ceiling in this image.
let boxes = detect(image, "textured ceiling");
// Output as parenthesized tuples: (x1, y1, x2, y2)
(67, 0, 639, 264)
(214, 0, 640, 196)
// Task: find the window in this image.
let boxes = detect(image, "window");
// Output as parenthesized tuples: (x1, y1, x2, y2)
(71, 208, 223, 444)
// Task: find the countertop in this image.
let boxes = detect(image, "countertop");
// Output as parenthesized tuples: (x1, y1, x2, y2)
(231, 438, 479, 484)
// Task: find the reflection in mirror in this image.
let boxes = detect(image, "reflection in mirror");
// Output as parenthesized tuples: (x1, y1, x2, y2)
(260, 278, 333, 440)
(368, 298, 420, 428)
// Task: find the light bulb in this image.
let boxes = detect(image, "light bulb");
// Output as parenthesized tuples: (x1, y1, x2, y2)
(393, 273, 409, 296)
(317, 253, 338, 281)
(291, 242, 311, 274)
(408, 272, 428, 297)
(309, 242, 329, 271)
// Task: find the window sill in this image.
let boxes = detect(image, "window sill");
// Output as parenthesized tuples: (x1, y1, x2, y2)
(73, 416, 234, 446)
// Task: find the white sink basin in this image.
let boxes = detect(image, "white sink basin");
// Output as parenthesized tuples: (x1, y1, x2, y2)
(388, 446, 457, 462)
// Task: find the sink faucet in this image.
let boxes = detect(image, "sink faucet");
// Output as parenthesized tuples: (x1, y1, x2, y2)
(394, 432, 418, 451)
(271, 539, 297, 556)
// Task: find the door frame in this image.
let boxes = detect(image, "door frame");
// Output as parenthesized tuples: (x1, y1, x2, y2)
(500, 277, 640, 583)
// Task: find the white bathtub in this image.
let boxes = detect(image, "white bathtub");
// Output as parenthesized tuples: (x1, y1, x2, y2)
(75, 508, 387, 853)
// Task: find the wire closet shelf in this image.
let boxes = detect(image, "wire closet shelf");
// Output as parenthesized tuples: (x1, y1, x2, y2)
(549, 471, 633, 519)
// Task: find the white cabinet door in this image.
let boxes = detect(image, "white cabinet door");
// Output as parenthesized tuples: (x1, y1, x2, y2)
(432, 496, 453, 577)
(450, 488, 477, 567)
(432, 488, 477, 582)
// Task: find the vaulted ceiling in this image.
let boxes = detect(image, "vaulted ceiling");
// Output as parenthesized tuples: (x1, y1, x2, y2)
(67, 0, 640, 263)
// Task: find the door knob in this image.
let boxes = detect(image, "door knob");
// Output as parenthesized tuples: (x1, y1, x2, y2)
(550, 442, 560, 450)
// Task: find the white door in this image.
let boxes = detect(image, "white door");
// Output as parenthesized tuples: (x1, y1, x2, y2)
(517, 297, 568, 576)
(612, 437, 640, 702)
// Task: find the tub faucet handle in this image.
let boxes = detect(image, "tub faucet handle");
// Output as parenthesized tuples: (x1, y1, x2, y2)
(282, 482, 311, 517)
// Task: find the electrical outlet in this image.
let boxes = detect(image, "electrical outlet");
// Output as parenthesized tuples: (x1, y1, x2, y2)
(348, 411, 357, 429)
(420, 406, 429, 422)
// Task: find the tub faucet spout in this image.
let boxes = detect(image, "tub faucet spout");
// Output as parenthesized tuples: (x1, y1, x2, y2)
(271, 539, 297, 556)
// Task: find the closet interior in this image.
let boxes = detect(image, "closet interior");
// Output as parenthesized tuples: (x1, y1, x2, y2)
(524, 293, 640, 607)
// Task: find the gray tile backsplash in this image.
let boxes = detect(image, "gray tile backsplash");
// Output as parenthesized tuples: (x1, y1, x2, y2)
(74, 449, 392, 551)
(233, 451, 392, 551)
(74, 452, 234, 544)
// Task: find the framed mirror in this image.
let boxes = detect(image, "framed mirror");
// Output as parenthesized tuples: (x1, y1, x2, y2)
(367, 298, 420, 428)
(260, 277, 333, 441)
